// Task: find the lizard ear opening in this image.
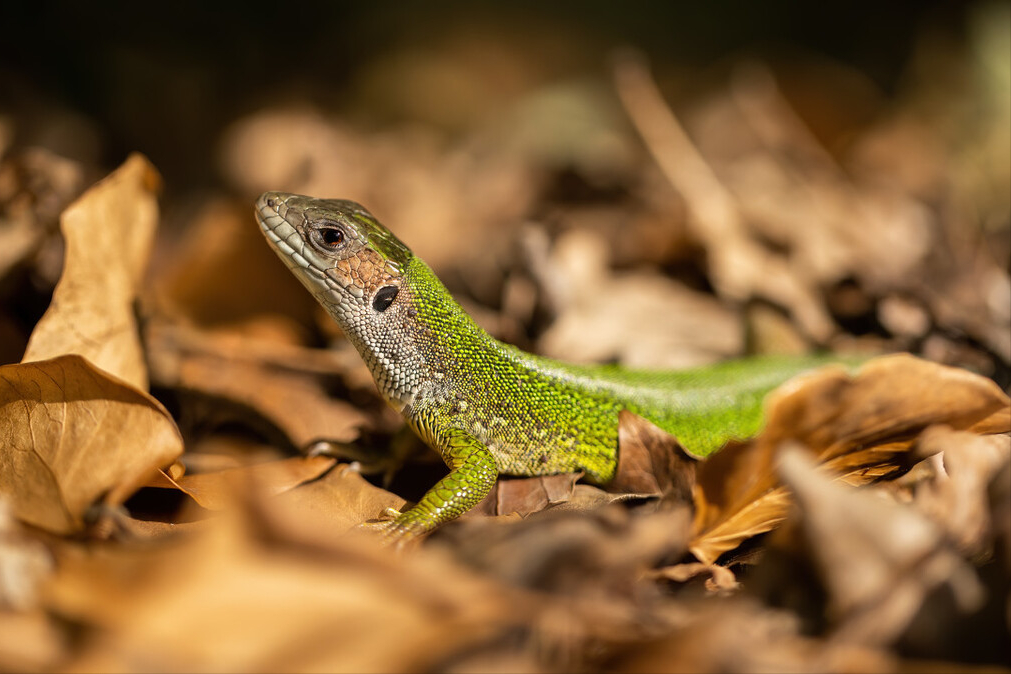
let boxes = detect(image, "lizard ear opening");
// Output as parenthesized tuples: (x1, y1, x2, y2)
(372, 285, 399, 312)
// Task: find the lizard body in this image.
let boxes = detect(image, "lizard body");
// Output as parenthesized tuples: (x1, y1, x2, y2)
(256, 192, 838, 541)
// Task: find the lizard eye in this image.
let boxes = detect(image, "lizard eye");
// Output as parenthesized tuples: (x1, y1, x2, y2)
(311, 225, 345, 251)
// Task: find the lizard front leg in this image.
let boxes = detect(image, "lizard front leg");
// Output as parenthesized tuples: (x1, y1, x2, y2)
(371, 427, 498, 544)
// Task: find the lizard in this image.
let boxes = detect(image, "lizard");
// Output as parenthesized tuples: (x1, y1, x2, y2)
(255, 191, 844, 543)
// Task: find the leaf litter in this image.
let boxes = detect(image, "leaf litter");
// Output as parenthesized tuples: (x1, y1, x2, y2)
(1, 27, 1010, 673)
(1, 156, 182, 535)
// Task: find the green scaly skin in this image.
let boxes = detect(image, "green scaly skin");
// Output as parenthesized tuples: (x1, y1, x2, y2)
(256, 192, 841, 542)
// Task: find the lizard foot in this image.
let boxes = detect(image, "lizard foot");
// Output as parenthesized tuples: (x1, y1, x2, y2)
(357, 508, 424, 549)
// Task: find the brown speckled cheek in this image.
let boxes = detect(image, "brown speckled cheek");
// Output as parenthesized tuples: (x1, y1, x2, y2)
(333, 258, 357, 288)
(355, 247, 397, 292)
(328, 248, 398, 293)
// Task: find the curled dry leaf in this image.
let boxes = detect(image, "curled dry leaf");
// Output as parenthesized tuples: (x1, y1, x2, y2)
(153, 455, 337, 511)
(690, 354, 1010, 564)
(0, 356, 182, 534)
(649, 561, 739, 595)
(911, 427, 1011, 557)
(775, 446, 985, 649)
(21, 153, 160, 390)
(611, 409, 697, 504)
(550, 484, 658, 511)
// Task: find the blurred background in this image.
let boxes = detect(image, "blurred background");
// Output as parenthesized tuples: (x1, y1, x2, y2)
(1, 0, 1009, 385)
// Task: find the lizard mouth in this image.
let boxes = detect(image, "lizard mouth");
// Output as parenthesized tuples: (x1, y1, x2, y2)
(256, 192, 325, 276)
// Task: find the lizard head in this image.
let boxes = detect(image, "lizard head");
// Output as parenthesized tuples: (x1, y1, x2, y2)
(255, 192, 414, 320)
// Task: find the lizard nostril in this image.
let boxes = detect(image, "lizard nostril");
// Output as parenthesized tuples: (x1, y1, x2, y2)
(265, 195, 277, 208)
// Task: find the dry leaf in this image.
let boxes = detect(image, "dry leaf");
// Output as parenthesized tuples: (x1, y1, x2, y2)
(775, 446, 985, 649)
(609, 598, 899, 674)
(0, 610, 68, 673)
(911, 427, 1011, 557)
(690, 354, 1010, 563)
(649, 561, 739, 594)
(611, 410, 697, 504)
(146, 322, 372, 448)
(154, 455, 337, 511)
(271, 463, 408, 539)
(0, 156, 183, 534)
(551, 484, 657, 511)
(46, 506, 516, 673)
(110, 516, 206, 541)
(537, 230, 743, 368)
(614, 55, 836, 341)
(0, 356, 182, 534)
(0, 499, 53, 611)
(436, 505, 690, 598)
(152, 200, 320, 328)
(470, 472, 582, 517)
(22, 153, 160, 390)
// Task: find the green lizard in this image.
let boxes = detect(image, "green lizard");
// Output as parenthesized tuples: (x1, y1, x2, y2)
(256, 192, 841, 542)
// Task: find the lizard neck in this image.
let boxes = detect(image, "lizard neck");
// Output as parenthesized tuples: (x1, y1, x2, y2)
(339, 256, 497, 412)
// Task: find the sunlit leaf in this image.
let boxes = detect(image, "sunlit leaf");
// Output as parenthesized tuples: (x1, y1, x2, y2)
(690, 354, 1010, 563)
(0, 356, 181, 534)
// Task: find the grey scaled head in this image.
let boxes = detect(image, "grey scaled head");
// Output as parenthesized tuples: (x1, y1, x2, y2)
(255, 192, 413, 320)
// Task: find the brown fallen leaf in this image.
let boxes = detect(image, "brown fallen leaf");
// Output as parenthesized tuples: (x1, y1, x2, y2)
(649, 561, 739, 595)
(774, 446, 985, 651)
(1, 156, 183, 534)
(270, 463, 408, 540)
(0, 499, 53, 611)
(151, 199, 320, 329)
(470, 472, 582, 517)
(691, 354, 1010, 564)
(551, 483, 658, 511)
(146, 321, 373, 449)
(435, 504, 691, 599)
(22, 153, 160, 391)
(611, 409, 697, 505)
(608, 597, 900, 674)
(912, 427, 1011, 558)
(46, 504, 519, 674)
(152, 455, 337, 511)
(536, 229, 743, 369)
(109, 516, 207, 542)
(0, 610, 68, 673)
(614, 55, 836, 342)
(0, 356, 182, 534)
